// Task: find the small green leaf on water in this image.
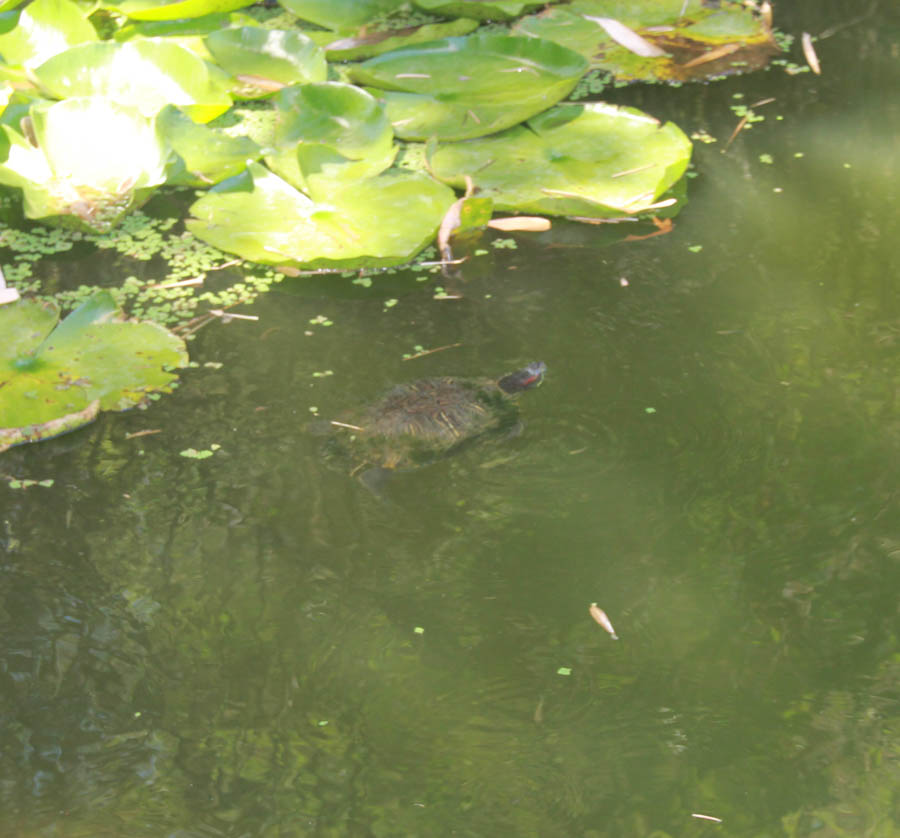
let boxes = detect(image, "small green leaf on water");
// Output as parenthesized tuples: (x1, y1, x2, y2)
(414, 626, 425, 634)
(383, 298, 398, 309)
(557, 666, 572, 676)
(317, 720, 329, 727)
(312, 370, 334, 378)
(474, 249, 489, 256)
(38, 479, 54, 487)
(758, 153, 774, 164)
(353, 277, 373, 288)
(645, 407, 657, 414)
(688, 245, 703, 253)
(309, 406, 319, 414)
(9, 480, 22, 489)
(209, 444, 221, 451)
(309, 315, 333, 326)
(793, 152, 804, 158)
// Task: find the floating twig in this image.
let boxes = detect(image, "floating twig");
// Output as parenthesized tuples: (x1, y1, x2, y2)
(402, 342, 462, 361)
(691, 813, 723, 823)
(125, 429, 162, 440)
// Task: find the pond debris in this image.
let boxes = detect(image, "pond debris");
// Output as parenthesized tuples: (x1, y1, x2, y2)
(330, 420, 365, 431)
(151, 277, 204, 290)
(125, 429, 162, 440)
(402, 342, 463, 361)
(722, 97, 775, 152)
(691, 813, 723, 823)
(589, 603, 619, 639)
(584, 16, 668, 58)
(801, 32, 821, 74)
(682, 43, 741, 69)
(209, 309, 259, 324)
(487, 216, 551, 232)
(624, 216, 673, 242)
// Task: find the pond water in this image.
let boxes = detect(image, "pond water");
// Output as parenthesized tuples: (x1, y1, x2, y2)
(2, 2, 899, 836)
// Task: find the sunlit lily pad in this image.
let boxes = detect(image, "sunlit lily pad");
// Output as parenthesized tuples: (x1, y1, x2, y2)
(0, 292, 188, 453)
(33, 39, 233, 122)
(517, 0, 777, 83)
(265, 82, 396, 190)
(0, 96, 169, 231)
(412, 0, 546, 21)
(0, 0, 97, 70)
(321, 18, 479, 61)
(158, 104, 259, 187)
(429, 102, 692, 217)
(348, 33, 588, 141)
(276, 0, 405, 31)
(110, 0, 252, 21)
(204, 27, 326, 99)
(187, 161, 455, 269)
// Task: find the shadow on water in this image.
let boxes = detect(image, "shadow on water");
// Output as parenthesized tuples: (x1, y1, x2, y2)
(2, 2, 900, 835)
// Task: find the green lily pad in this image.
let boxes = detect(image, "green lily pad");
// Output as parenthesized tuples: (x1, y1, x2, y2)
(0, 0, 25, 12)
(204, 26, 327, 99)
(348, 33, 588, 141)
(33, 39, 233, 122)
(158, 104, 260, 187)
(186, 161, 455, 270)
(321, 19, 479, 62)
(0, 96, 169, 231)
(111, 0, 252, 21)
(0, 0, 97, 70)
(412, 0, 546, 21)
(428, 102, 692, 217)
(517, 1, 777, 83)
(0, 292, 188, 453)
(265, 82, 396, 190)
(276, 0, 406, 31)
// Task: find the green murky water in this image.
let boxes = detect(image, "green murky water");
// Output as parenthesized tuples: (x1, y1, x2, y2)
(2, 3, 899, 836)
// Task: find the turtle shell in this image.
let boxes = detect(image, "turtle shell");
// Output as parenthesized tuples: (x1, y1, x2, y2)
(328, 362, 546, 474)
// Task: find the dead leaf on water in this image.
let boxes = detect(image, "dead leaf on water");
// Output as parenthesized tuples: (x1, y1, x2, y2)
(589, 602, 619, 639)
(583, 16, 668, 57)
(801, 32, 821, 74)
(487, 216, 551, 232)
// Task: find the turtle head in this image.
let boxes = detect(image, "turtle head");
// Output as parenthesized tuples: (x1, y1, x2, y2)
(498, 361, 547, 395)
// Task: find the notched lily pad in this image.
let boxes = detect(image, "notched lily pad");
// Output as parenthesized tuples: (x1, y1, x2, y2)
(412, 0, 547, 21)
(348, 32, 588, 141)
(0, 96, 169, 232)
(33, 38, 233, 122)
(110, 0, 252, 21)
(186, 161, 455, 270)
(321, 18, 479, 62)
(517, 0, 778, 84)
(0, 0, 97, 70)
(276, 0, 406, 31)
(158, 104, 260, 187)
(204, 26, 327, 99)
(429, 102, 692, 217)
(266, 82, 396, 190)
(0, 292, 188, 453)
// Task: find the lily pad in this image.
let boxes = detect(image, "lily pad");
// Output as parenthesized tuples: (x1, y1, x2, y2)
(204, 26, 327, 99)
(33, 38, 233, 122)
(266, 82, 396, 190)
(158, 104, 260, 187)
(428, 102, 692, 217)
(321, 19, 479, 62)
(0, 96, 169, 231)
(348, 33, 588, 141)
(412, 0, 546, 22)
(187, 161, 455, 270)
(110, 0, 253, 21)
(0, 0, 97, 70)
(517, 1, 777, 83)
(0, 292, 188, 453)
(276, 0, 406, 31)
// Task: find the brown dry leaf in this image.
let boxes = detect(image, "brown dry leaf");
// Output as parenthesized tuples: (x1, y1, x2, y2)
(682, 42, 740, 69)
(487, 216, 551, 232)
(589, 603, 619, 639)
(801, 32, 821, 74)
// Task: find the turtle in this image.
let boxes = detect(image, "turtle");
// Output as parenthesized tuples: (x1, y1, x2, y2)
(325, 361, 547, 489)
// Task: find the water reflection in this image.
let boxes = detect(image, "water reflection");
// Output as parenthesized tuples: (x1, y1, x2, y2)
(2, 3, 900, 835)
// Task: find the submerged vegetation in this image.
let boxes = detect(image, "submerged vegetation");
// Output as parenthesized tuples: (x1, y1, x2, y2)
(0, 0, 785, 447)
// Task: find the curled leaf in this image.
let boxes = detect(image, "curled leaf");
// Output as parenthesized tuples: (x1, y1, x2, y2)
(487, 216, 551, 232)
